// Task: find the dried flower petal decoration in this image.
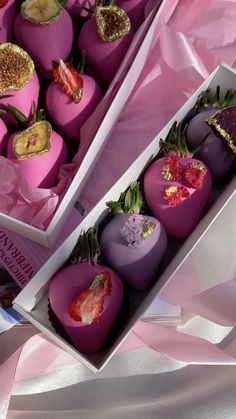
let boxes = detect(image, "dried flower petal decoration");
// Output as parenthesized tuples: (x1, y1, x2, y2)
(163, 185, 190, 208)
(161, 155, 182, 181)
(0, 43, 34, 92)
(205, 107, 236, 154)
(121, 214, 157, 247)
(95, 5, 131, 42)
(182, 162, 206, 189)
(21, 0, 62, 25)
(0, 0, 9, 8)
(13, 121, 51, 159)
(52, 60, 84, 103)
(69, 271, 112, 323)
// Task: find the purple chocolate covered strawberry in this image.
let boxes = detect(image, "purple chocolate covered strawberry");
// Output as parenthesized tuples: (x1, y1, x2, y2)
(0, 0, 18, 42)
(100, 182, 167, 291)
(144, 123, 212, 238)
(186, 87, 236, 180)
(49, 229, 123, 354)
(46, 59, 103, 142)
(77, 0, 134, 87)
(0, 117, 7, 155)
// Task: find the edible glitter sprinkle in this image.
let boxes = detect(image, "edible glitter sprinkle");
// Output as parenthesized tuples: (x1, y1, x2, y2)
(161, 155, 182, 181)
(95, 5, 131, 43)
(163, 185, 190, 207)
(0, 43, 34, 92)
(205, 107, 236, 154)
(121, 214, 157, 247)
(182, 162, 206, 190)
(21, 0, 62, 25)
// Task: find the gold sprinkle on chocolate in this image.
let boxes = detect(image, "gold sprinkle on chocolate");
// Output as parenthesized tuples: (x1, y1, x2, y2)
(95, 5, 131, 43)
(162, 163, 172, 180)
(13, 121, 51, 159)
(141, 221, 157, 241)
(0, 43, 34, 92)
(165, 186, 178, 196)
(21, 0, 62, 25)
(191, 162, 205, 171)
(205, 109, 236, 155)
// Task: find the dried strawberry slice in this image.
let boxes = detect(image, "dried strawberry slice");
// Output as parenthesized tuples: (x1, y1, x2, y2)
(162, 155, 182, 181)
(52, 60, 83, 103)
(182, 162, 206, 189)
(0, 0, 9, 8)
(69, 271, 112, 324)
(163, 185, 190, 207)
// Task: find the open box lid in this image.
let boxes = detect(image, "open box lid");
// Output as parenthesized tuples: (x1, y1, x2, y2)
(0, 0, 177, 248)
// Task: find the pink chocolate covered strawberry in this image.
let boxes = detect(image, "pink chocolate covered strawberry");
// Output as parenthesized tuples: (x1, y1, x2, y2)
(0, 118, 8, 155)
(0, 0, 18, 42)
(46, 59, 103, 142)
(144, 123, 212, 238)
(100, 182, 167, 291)
(186, 87, 236, 180)
(14, 0, 74, 78)
(65, 0, 95, 17)
(0, 43, 40, 125)
(77, 0, 134, 87)
(6, 108, 68, 188)
(49, 229, 123, 354)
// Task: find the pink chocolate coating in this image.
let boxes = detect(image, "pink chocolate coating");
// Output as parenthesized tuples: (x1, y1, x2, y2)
(100, 213, 167, 291)
(14, 9, 74, 78)
(0, 119, 8, 155)
(0, 71, 40, 126)
(144, 156, 212, 238)
(0, 0, 18, 43)
(66, 0, 95, 17)
(7, 129, 68, 188)
(49, 263, 124, 354)
(117, 0, 148, 31)
(46, 74, 103, 142)
(78, 17, 134, 86)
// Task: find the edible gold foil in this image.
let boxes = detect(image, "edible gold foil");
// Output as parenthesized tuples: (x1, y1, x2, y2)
(141, 221, 157, 241)
(0, 43, 34, 92)
(95, 5, 131, 43)
(21, 0, 62, 25)
(205, 109, 236, 154)
(162, 163, 172, 180)
(13, 121, 51, 159)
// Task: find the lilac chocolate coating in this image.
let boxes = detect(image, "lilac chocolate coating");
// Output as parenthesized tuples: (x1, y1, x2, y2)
(186, 108, 236, 179)
(7, 129, 68, 188)
(144, 157, 212, 238)
(0, 119, 8, 155)
(0, 71, 40, 126)
(100, 213, 167, 291)
(66, 0, 95, 17)
(14, 9, 73, 78)
(49, 263, 123, 354)
(117, 0, 148, 31)
(78, 17, 134, 87)
(0, 0, 18, 42)
(46, 74, 103, 142)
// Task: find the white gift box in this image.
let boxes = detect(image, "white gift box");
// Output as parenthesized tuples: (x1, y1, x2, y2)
(0, 0, 176, 248)
(13, 64, 236, 372)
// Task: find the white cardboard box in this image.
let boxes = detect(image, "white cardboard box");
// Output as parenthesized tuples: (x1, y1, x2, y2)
(13, 64, 236, 372)
(0, 0, 177, 248)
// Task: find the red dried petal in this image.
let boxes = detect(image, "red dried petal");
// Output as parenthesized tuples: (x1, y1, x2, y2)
(182, 162, 206, 189)
(0, 0, 9, 8)
(52, 60, 84, 103)
(163, 185, 190, 207)
(69, 271, 112, 324)
(162, 155, 182, 181)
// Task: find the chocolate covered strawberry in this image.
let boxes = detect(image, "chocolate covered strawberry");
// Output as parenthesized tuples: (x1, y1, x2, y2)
(49, 229, 123, 354)
(0, 118, 8, 155)
(46, 59, 103, 142)
(6, 107, 68, 188)
(186, 87, 236, 180)
(77, 0, 134, 87)
(65, 0, 95, 17)
(0, 43, 40, 125)
(100, 182, 167, 291)
(0, 0, 18, 42)
(144, 123, 212, 238)
(14, 0, 74, 78)
(117, 0, 148, 31)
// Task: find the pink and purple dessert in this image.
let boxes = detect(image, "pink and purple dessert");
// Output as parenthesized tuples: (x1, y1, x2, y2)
(65, 0, 95, 17)
(0, 43, 40, 125)
(0, 0, 18, 42)
(117, 0, 148, 31)
(7, 120, 68, 188)
(49, 229, 124, 354)
(144, 123, 212, 238)
(14, 0, 74, 78)
(78, 3, 134, 86)
(46, 60, 103, 142)
(100, 182, 167, 291)
(0, 118, 8, 155)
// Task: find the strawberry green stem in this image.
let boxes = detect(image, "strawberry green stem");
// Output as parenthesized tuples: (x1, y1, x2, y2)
(106, 181, 143, 213)
(194, 85, 236, 113)
(160, 122, 192, 157)
(77, 51, 86, 75)
(71, 228, 101, 265)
